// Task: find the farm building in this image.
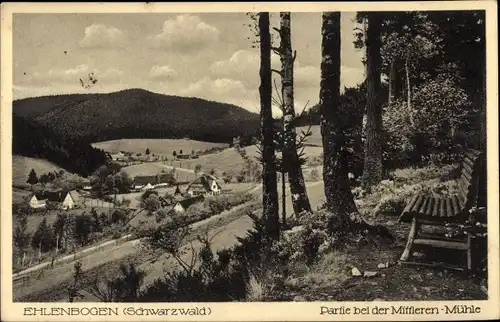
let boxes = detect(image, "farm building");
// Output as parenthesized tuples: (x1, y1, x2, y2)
(171, 195, 205, 214)
(186, 174, 221, 197)
(28, 190, 80, 210)
(133, 173, 175, 190)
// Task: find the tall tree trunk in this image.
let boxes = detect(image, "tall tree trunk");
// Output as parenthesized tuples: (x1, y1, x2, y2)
(477, 35, 487, 208)
(362, 13, 384, 188)
(388, 60, 395, 105)
(405, 54, 413, 128)
(279, 12, 312, 215)
(320, 12, 357, 216)
(259, 12, 279, 239)
(282, 171, 286, 226)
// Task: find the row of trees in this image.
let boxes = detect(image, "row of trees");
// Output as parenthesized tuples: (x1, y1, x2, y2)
(13, 207, 127, 268)
(258, 10, 485, 239)
(13, 115, 109, 177)
(358, 11, 485, 182)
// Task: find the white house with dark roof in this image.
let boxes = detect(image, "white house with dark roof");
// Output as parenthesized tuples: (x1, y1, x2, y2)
(186, 174, 221, 197)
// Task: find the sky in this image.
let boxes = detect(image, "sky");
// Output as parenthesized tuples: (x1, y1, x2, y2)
(13, 12, 365, 114)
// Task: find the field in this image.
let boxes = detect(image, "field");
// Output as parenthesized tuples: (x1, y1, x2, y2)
(92, 138, 229, 158)
(13, 188, 31, 204)
(173, 144, 323, 178)
(121, 162, 197, 182)
(12, 155, 67, 188)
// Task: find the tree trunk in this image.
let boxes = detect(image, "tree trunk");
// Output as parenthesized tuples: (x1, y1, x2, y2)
(405, 54, 413, 128)
(362, 13, 384, 188)
(477, 35, 487, 208)
(388, 60, 395, 105)
(282, 171, 286, 226)
(259, 12, 280, 239)
(21, 251, 26, 267)
(38, 241, 42, 262)
(279, 12, 312, 215)
(320, 12, 358, 216)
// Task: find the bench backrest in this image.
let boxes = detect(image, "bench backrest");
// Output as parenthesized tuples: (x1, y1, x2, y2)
(458, 149, 483, 211)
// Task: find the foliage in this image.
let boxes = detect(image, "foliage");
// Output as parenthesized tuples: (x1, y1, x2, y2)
(142, 194, 161, 213)
(74, 214, 94, 246)
(382, 73, 472, 168)
(27, 169, 39, 185)
(141, 189, 159, 202)
(195, 164, 202, 173)
(31, 217, 55, 253)
(68, 261, 84, 302)
(13, 214, 30, 265)
(111, 209, 128, 225)
(13, 115, 108, 177)
(444, 206, 487, 275)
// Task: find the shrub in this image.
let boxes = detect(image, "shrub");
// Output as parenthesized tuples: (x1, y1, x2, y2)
(111, 209, 127, 224)
(141, 190, 159, 202)
(142, 194, 161, 213)
(74, 214, 94, 246)
(31, 217, 54, 253)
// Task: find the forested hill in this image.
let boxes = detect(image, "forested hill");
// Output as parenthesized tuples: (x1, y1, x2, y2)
(13, 89, 260, 144)
(13, 115, 108, 177)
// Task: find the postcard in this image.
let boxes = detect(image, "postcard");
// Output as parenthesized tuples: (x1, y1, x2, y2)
(1, 1, 498, 321)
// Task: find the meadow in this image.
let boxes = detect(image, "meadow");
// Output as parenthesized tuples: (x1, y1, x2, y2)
(92, 138, 229, 159)
(12, 156, 66, 188)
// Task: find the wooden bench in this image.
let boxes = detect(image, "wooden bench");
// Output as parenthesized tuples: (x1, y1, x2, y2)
(398, 148, 484, 270)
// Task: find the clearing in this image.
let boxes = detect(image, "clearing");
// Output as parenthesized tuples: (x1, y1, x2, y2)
(12, 156, 67, 188)
(121, 162, 197, 182)
(92, 138, 228, 159)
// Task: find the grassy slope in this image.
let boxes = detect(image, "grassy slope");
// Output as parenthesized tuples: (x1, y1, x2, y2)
(121, 162, 197, 182)
(92, 138, 228, 158)
(12, 155, 66, 187)
(174, 145, 323, 177)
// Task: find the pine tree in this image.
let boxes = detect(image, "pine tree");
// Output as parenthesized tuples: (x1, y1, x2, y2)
(27, 168, 39, 187)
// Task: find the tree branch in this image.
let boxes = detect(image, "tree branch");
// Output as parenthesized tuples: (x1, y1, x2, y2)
(271, 69, 283, 76)
(271, 46, 283, 55)
(292, 50, 297, 64)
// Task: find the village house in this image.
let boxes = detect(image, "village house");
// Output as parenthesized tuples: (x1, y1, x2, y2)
(133, 173, 175, 191)
(171, 195, 204, 214)
(186, 174, 221, 197)
(29, 190, 80, 210)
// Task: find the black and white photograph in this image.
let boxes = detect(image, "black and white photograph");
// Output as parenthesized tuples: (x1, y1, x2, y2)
(1, 1, 498, 320)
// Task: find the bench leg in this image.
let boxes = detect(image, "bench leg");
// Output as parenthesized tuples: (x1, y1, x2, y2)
(466, 232, 473, 271)
(400, 217, 421, 261)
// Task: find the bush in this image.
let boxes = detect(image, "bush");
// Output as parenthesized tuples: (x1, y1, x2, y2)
(111, 209, 127, 224)
(142, 194, 161, 213)
(31, 218, 55, 253)
(141, 190, 159, 202)
(74, 214, 94, 246)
